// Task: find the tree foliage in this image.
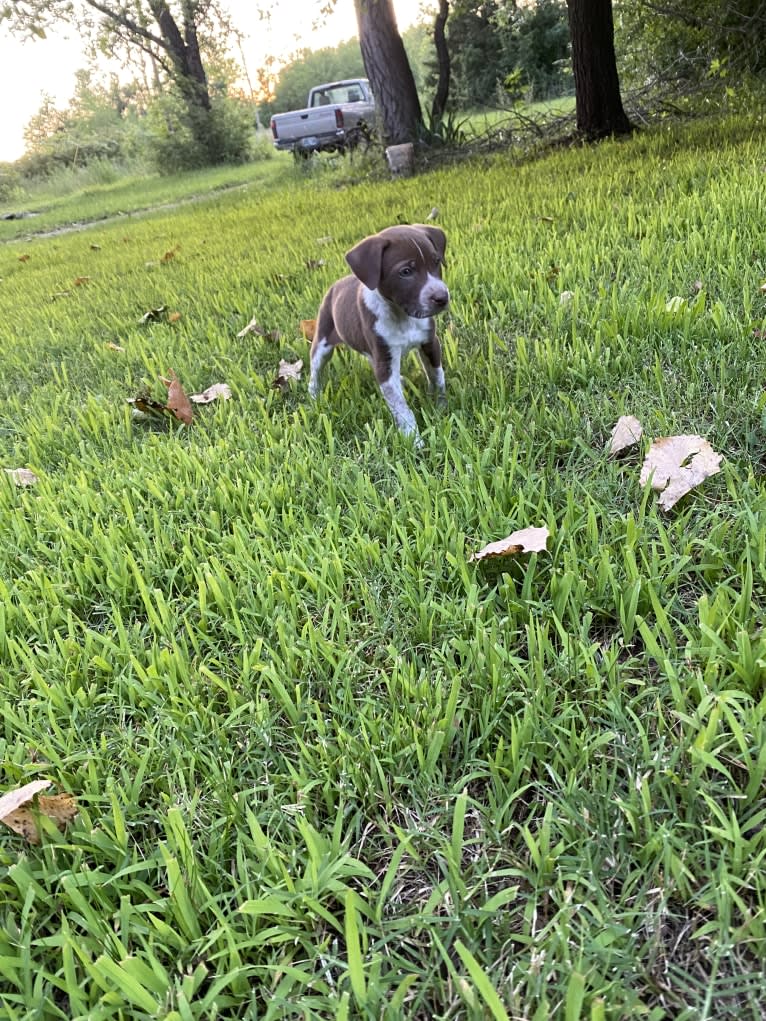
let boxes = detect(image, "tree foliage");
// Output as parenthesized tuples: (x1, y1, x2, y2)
(268, 38, 366, 115)
(440, 0, 570, 108)
(4, 0, 251, 167)
(616, 0, 766, 86)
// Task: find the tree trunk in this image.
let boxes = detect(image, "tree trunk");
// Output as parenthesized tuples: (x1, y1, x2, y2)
(430, 0, 451, 124)
(149, 0, 217, 158)
(566, 0, 632, 139)
(354, 0, 422, 146)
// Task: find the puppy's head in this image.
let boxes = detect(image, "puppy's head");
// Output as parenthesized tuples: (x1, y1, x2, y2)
(346, 224, 449, 319)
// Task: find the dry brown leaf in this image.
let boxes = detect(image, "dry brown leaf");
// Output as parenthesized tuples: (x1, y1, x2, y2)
(273, 358, 303, 389)
(128, 395, 174, 420)
(90, 243, 102, 251)
(609, 415, 643, 456)
(1, 782, 78, 844)
(189, 382, 232, 404)
(0, 780, 51, 819)
(640, 435, 723, 511)
(470, 525, 550, 562)
(105, 342, 125, 352)
(168, 311, 182, 323)
(300, 319, 317, 342)
(161, 245, 180, 263)
(73, 276, 91, 286)
(18, 254, 30, 263)
(160, 372, 193, 425)
(4, 467, 38, 486)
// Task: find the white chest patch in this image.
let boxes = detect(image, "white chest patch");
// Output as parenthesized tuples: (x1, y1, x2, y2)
(363, 287, 432, 352)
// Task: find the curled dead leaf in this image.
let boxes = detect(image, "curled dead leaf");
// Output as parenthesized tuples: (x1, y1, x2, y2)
(159, 372, 194, 425)
(128, 395, 174, 421)
(189, 383, 232, 404)
(470, 525, 550, 562)
(640, 435, 722, 511)
(237, 316, 264, 338)
(0, 780, 77, 844)
(168, 311, 182, 323)
(4, 467, 38, 486)
(73, 276, 91, 286)
(140, 306, 166, 324)
(105, 342, 125, 352)
(272, 358, 303, 390)
(609, 415, 643, 456)
(161, 245, 180, 263)
(18, 254, 30, 263)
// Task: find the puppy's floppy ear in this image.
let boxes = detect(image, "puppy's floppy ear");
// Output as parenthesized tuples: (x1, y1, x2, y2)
(345, 234, 388, 290)
(416, 225, 447, 265)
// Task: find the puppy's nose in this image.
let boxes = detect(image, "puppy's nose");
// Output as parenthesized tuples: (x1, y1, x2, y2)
(431, 290, 449, 310)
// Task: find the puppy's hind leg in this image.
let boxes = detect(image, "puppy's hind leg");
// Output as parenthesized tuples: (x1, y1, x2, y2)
(308, 335, 335, 399)
(309, 293, 339, 399)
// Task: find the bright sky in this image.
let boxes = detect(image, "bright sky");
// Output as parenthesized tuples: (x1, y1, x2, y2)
(0, 0, 423, 162)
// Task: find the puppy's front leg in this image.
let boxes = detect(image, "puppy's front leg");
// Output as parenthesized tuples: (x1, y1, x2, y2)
(418, 337, 446, 404)
(374, 348, 421, 443)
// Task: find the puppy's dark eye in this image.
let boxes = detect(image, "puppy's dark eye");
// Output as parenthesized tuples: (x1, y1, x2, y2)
(399, 266, 414, 277)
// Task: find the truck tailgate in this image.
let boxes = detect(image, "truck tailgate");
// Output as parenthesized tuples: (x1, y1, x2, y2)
(272, 107, 338, 143)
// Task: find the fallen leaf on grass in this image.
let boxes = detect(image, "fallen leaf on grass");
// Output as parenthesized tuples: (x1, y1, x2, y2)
(90, 243, 102, 251)
(665, 296, 687, 314)
(160, 372, 194, 425)
(305, 258, 326, 270)
(559, 290, 574, 306)
(237, 316, 281, 341)
(4, 467, 38, 486)
(105, 342, 125, 352)
(140, 305, 166, 324)
(426, 206, 439, 221)
(640, 435, 722, 511)
(469, 525, 550, 562)
(609, 415, 643, 456)
(300, 319, 317, 342)
(161, 245, 180, 263)
(168, 311, 182, 323)
(73, 276, 91, 286)
(272, 358, 303, 390)
(128, 395, 175, 421)
(18, 254, 30, 263)
(189, 382, 232, 404)
(0, 780, 78, 844)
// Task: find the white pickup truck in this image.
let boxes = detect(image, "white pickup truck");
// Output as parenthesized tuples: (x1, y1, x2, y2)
(270, 79, 375, 158)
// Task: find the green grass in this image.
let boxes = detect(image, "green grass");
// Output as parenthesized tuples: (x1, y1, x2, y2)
(0, 156, 288, 244)
(1, 112, 766, 1020)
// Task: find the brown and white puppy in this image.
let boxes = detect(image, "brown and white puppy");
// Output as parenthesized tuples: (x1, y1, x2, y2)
(308, 224, 449, 442)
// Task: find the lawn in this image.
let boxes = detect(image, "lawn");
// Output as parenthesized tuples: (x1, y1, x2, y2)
(1, 113, 765, 1020)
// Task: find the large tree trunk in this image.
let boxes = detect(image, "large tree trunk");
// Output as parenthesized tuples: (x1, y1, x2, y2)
(566, 0, 632, 139)
(430, 0, 451, 123)
(148, 1, 217, 158)
(354, 0, 422, 146)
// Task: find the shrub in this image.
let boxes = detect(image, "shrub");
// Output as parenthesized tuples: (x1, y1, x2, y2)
(145, 92, 265, 174)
